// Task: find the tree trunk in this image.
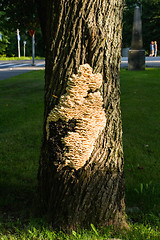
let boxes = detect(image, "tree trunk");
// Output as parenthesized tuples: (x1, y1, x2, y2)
(36, 0, 127, 230)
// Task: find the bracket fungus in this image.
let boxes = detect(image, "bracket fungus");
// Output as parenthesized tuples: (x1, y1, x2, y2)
(46, 64, 106, 170)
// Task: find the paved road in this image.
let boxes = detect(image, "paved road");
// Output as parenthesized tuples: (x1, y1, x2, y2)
(0, 57, 159, 81)
(121, 56, 160, 68)
(0, 59, 45, 81)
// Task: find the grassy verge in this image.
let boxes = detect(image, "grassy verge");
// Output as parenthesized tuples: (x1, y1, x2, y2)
(0, 69, 160, 239)
(0, 71, 44, 220)
(0, 57, 45, 61)
(121, 69, 160, 216)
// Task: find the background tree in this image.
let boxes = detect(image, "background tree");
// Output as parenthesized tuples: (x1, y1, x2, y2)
(0, 0, 44, 57)
(123, 0, 160, 54)
(35, 0, 127, 230)
(142, 0, 160, 52)
(0, 12, 10, 55)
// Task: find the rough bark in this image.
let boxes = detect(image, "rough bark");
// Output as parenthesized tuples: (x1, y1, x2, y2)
(35, 0, 126, 230)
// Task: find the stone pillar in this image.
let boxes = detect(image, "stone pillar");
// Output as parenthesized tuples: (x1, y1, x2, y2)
(128, 6, 145, 70)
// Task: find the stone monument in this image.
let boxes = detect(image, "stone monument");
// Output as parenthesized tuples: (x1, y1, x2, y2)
(128, 6, 145, 70)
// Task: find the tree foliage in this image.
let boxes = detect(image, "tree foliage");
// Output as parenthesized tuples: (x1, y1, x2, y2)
(0, 12, 10, 55)
(0, 0, 44, 56)
(0, 0, 37, 30)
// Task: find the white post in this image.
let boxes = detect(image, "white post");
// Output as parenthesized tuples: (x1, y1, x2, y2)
(32, 34, 35, 66)
(23, 41, 26, 57)
(17, 29, 20, 58)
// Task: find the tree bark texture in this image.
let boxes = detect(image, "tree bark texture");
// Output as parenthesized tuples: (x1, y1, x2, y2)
(36, 0, 126, 230)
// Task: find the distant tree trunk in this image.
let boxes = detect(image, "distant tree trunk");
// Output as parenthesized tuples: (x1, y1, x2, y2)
(36, 0, 127, 230)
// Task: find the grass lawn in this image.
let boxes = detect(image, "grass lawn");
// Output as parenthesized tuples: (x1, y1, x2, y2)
(0, 57, 45, 61)
(121, 69, 160, 215)
(0, 69, 160, 239)
(0, 71, 44, 219)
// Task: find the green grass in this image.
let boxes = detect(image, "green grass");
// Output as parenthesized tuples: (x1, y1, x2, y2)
(0, 57, 45, 60)
(0, 69, 160, 239)
(121, 69, 160, 215)
(0, 71, 44, 219)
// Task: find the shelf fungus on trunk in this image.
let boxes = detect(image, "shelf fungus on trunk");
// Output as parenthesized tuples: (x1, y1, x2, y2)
(46, 64, 106, 170)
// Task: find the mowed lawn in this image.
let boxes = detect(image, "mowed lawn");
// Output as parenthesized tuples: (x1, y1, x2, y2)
(0, 68, 160, 239)
(120, 69, 160, 215)
(0, 70, 44, 217)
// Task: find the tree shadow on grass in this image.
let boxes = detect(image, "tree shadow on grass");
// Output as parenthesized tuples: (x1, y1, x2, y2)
(0, 182, 36, 222)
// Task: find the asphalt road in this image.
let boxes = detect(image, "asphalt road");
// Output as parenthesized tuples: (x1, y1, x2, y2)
(0, 57, 159, 81)
(0, 59, 45, 81)
(121, 56, 160, 68)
